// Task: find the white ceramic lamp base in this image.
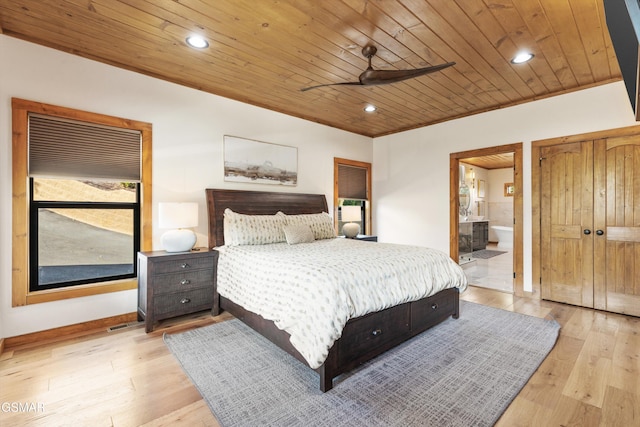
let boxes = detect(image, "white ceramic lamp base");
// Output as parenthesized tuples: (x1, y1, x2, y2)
(342, 222, 360, 238)
(162, 229, 197, 252)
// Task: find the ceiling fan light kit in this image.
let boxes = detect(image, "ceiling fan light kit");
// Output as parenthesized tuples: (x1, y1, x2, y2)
(301, 45, 455, 92)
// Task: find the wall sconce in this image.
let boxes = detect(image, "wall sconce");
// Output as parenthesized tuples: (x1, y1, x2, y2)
(470, 168, 475, 188)
(159, 202, 198, 252)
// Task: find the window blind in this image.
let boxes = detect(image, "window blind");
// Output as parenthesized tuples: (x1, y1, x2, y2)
(338, 164, 367, 200)
(28, 113, 141, 181)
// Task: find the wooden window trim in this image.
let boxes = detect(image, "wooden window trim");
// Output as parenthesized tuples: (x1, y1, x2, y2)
(11, 98, 153, 306)
(333, 157, 372, 235)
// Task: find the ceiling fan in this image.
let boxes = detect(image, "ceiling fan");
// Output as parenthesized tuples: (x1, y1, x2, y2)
(301, 45, 455, 92)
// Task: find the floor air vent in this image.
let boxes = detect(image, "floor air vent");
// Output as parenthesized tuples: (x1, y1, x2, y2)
(107, 322, 142, 332)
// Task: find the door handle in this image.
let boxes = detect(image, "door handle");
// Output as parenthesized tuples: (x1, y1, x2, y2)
(596, 229, 604, 236)
(583, 229, 591, 235)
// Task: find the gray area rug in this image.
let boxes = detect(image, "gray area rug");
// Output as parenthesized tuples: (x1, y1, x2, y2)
(471, 249, 507, 259)
(164, 301, 560, 427)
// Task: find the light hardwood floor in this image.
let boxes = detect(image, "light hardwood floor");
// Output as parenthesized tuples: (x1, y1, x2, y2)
(1, 287, 638, 426)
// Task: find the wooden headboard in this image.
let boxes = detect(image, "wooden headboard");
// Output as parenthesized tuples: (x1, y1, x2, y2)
(205, 189, 329, 248)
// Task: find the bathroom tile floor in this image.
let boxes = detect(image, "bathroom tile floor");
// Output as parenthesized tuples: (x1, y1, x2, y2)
(462, 243, 513, 293)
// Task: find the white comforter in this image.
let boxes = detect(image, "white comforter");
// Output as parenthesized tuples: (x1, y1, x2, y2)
(215, 238, 468, 368)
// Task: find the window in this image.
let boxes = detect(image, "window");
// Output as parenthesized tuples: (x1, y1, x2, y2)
(29, 178, 140, 291)
(12, 98, 152, 306)
(334, 158, 372, 236)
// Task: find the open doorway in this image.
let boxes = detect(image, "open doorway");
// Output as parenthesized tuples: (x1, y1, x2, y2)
(450, 143, 524, 296)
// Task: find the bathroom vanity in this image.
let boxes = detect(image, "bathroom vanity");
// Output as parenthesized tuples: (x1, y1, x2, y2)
(459, 220, 489, 253)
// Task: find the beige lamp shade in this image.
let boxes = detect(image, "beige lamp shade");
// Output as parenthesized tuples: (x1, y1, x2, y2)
(159, 202, 198, 252)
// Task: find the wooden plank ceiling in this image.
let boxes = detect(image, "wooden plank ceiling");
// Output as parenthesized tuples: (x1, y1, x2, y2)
(463, 153, 514, 170)
(0, 0, 622, 138)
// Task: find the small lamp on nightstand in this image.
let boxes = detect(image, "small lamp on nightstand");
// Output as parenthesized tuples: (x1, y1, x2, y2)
(159, 202, 198, 252)
(341, 205, 361, 238)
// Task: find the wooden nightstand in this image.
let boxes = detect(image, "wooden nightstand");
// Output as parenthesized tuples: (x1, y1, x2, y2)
(353, 235, 378, 242)
(137, 248, 217, 332)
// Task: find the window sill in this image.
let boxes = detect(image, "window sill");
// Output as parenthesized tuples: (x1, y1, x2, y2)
(24, 278, 137, 305)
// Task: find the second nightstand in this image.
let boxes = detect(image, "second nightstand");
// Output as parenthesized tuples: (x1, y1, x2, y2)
(137, 248, 216, 332)
(352, 235, 378, 242)
(343, 234, 378, 242)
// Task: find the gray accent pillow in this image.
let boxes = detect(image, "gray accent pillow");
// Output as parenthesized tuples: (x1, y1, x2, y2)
(283, 212, 336, 240)
(283, 224, 315, 245)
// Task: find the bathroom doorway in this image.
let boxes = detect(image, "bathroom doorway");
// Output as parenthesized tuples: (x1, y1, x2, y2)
(450, 143, 524, 296)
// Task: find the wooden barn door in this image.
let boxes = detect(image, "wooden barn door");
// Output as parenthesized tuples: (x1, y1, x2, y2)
(593, 136, 640, 316)
(540, 141, 594, 307)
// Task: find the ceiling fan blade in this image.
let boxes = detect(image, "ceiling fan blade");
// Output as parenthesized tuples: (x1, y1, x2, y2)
(300, 44, 455, 92)
(359, 62, 456, 85)
(300, 81, 363, 92)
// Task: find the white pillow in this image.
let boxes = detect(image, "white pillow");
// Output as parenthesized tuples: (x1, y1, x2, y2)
(283, 212, 336, 240)
(283, 224, 315, 245)
(223, 208, 286, 246)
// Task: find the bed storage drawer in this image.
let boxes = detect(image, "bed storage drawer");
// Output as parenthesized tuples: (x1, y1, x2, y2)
(410, 288, 456, 333)
(337, 304, 410, 366)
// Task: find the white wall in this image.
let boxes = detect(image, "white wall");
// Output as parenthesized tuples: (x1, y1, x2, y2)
(487, 168, 514, 242)
(0, 35, 372, 338)
(373, 81, 637, 292)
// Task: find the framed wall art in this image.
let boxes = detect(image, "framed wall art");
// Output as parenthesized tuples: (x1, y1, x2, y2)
(223, 135, 297, 186)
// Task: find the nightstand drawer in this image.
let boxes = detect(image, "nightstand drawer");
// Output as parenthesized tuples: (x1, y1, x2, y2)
(153, 256, 214, 274)
(154, 287, 214, 317)
(153, 268, 214, 294)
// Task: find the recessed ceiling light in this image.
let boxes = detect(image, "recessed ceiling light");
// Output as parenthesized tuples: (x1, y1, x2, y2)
(186, 35, 209, 49)
(364, 105, 377, 113)
(511, 52, 534, 64)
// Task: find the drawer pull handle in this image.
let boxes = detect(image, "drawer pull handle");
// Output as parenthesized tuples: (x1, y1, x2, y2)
(431, 303, 438, 310)
(372, 329, 383, 337)
(180, 298, 191, 304)
(181, 263, 190, 269)
(180, 279, 190, 285)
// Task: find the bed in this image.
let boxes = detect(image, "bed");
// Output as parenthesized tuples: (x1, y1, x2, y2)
(206, 188, 467, 392)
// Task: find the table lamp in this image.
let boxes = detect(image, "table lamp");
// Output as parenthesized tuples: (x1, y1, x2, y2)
(341, 205, 361, 238)
(159, 202, 198, 252)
